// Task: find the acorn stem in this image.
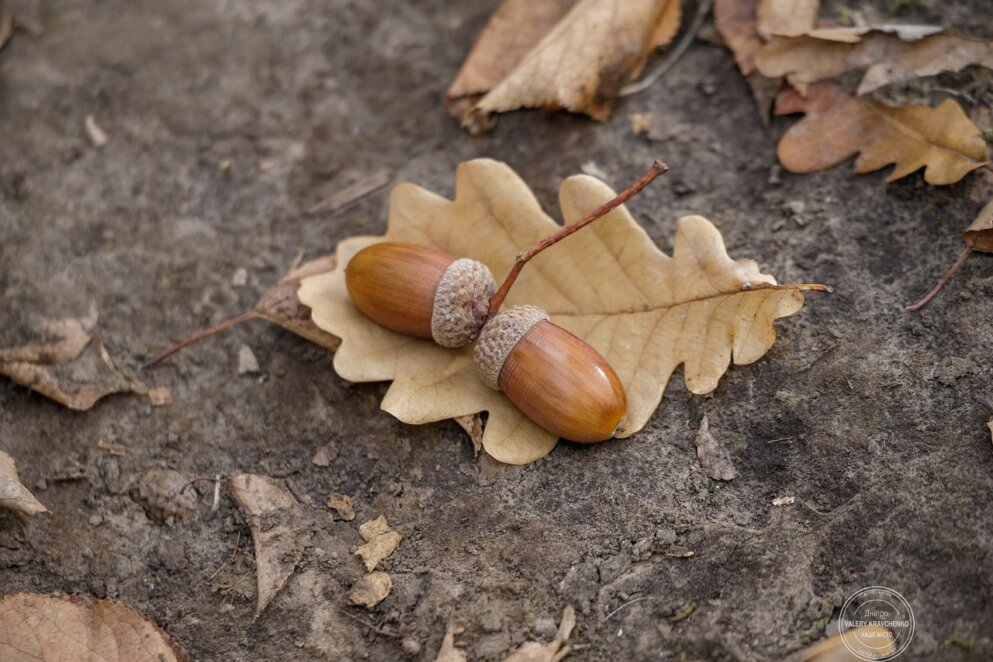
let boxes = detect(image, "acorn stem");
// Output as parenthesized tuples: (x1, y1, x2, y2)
(486, 161, 669, 322)
(139, 310, 260, 371)
(905, 242, 974, 313)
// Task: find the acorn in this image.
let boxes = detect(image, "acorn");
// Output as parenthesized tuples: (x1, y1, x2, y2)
(474, 305, 626, 443)
(345, 242, 497, 348)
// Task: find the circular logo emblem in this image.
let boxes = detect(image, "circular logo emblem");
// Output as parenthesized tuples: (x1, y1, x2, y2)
(839, 586, 915, 660)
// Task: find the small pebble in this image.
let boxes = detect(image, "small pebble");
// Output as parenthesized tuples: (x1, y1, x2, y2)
(232, 268, 248, 287)
(89, 514, 104, 527)
(402, 638, 421, 656)
(238, 345, 260, 374)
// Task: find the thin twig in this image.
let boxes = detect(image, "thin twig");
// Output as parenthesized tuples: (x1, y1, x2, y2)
(140, 310, 260, 371)
(605, 596, 648, 620)
(486, 161, 669, 322)
(209, 530, 242, 581)
(906, 243, 974, 312)
(619, 0, 715, 97)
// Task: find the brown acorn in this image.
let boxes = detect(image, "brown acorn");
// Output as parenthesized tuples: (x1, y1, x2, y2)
(474, 306, 626, 443)
(345, 242, 496, 348)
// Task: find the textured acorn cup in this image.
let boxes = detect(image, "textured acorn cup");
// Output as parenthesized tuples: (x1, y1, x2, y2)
(345, 242, 497, 348)
(474, 306, 626, 443)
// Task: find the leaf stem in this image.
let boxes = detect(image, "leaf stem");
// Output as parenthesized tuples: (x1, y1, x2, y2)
(139, 310, 260, 371)
(485, 161, 669, 322)
(905, 242, 974, 312)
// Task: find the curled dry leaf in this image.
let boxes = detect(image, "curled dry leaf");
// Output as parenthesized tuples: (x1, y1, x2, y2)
(229, 474, 309, 616)
(0, 593, 188, 662)
(0, 450, 47, 516)
(775, 82, 989, 185)
(349, 571, 392, 609)
(714, 0, 782, 120)
(693, 415, 736, 481)
(788, 627, 894, 661)
(355, 515, 401, 572)
(325, 492, 355, 521)
(755, 0, 818, 39)
(300, 159, 822, 464)
(255, 255, 341, 351)
(756, 32, 993, 95)
(460, 0, 681, 128)
(0, 305, 139, 410)
(503, 605, 576, 662)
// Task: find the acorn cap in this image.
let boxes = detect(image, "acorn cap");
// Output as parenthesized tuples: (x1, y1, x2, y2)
(431, 258, 497, 348)
(473, 305, 549, 390)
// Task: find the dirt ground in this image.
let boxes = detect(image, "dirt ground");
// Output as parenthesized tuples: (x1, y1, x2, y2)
(3, 1, 993, 660)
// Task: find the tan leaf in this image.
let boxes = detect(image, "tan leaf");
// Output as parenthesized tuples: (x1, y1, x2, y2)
(256, 255, 341, 351)
(229, 474, 308, 616)
(714, 0, 782, 120)
(0, 451, 47, 516)
(465, 0, 681, 127)
(445, 0, 575, 117)
(805, 24, 942, 44)
(434, 624, 468, 662)
(694, 415, 736, 481)
(0, 593, 188, 661)
(349, 571, 392, 609)
(355, 515, 401, 572)
(789, 627, 894, 661)
(325, 492, 355, 521)
(775, 83, 989, 184)
(0, 304, 140, 410)
(502, 605, 576, 662)
(755, 0, 819, 39)
(299, 159, 821, 464)
(755, 32, 993, 95)
(966, 198, 993, 253)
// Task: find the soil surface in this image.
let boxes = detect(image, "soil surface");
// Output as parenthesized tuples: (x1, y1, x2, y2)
(2, 1, 993, 660)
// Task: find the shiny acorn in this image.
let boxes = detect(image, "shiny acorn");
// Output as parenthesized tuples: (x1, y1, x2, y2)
(474, 306, 626, 443)
(345, 242, 496, 348)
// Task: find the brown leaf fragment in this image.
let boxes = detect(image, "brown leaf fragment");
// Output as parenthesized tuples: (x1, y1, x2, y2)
(755, 0, 819, 39)
(255, 255, 341, 351)
(775, 82, 989, 184)
(466, 0, 681, 127)
(756, 32, 993, 95)
(434, 625, 468, 662)
(693, 415, 737, 481)
(0, 451, 46, 516)
(789, 627, 894, 661)
(454, 414, 484, 456)
(147, 386, 172, 406)
(229, 474, 307, 616)
(349, 571, 392, 609)
(502, 605, 576, 662)
(0, 593, 188, 661)
(355, 515, 401, 572)
(714, 0, 781, 121)
(0, 306, 139, 410)
(325, 492, 355, 521)
(445, 0, 575, 118)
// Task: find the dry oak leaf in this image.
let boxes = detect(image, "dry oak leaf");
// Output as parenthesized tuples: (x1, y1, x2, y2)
(714, 0, 783, 121)
(355, 515, 401, 572)
(255, 254, 341, 351)
(755, 0, 819, 39)
(756, 32, 993, 95)
(0, 305, 139, 410)
(0, 450, 47, 516)
(349, 571, 392, 609)
(775, 82, 989, 184)
(0, 593, 188, 662)
(503, 605, 576, 662)
(299, 159, 820, 464)
(229, 473, 310, 616)
(787, 626, 894, 661)
(464, 0, 681, 127)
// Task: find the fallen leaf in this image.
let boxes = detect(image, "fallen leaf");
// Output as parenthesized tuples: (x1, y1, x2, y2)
(349, 571, 392, 609)
(0, 593, 187, 661)
(325, 492, 355, 521)
(299, 159, 822, 464)
(454, 413, 484, 456)
(255, 255, 341, 351)
(0, 451, 46, 516)
(0, 306, 140, 410)
(503, 605, 576, 662)
(755, 0, 819, 39)
(229, 474, 308, 616)
(790, 627, 895, 661)
(694, 415, 737, 481)
(714, 0, 782, 121)
(756, 32, 993, 95)
(464, 0, 681, 127)
(445, 0, 575, 118)
(355, 515, 401, 572)
(434, 625, 468, 662)
(147, 386, 172, 406)
(775, 82, 989, 184)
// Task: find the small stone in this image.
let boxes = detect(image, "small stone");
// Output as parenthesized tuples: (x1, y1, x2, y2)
(88, 514, 103, 527)
(219, 603, 235, 614)
(34, 478, 48, 491)
(768, 164, 783, 186)
(311, 441, 339, 467)
(135, 469, 197, 525)
(349, 571, 392, 609)
(237, 345, 260, 374)
(772, 496, 796, 507)
(698, 81, 716, 96)
(147, 386, 172, 407)
(232, 268, 248, 287)
(401, 638, 421, 656)
(480, 609, 503, 633)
